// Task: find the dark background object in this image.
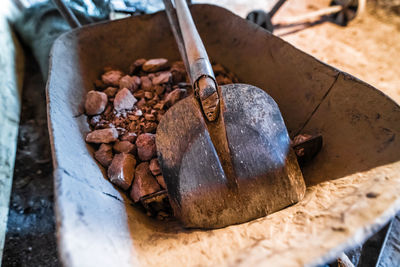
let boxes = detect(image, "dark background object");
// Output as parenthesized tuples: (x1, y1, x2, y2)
(1, 51, 59, 267)
(14, 0, 110, 79)
(246, 0, 364, 33)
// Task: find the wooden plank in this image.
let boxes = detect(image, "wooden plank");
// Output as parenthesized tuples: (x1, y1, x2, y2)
(0, 1, 24, 263)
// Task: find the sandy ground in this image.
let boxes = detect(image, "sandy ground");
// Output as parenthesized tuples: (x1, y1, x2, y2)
(200, 0, 400, 104)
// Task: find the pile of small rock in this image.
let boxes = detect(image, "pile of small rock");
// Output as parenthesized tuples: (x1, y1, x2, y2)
(84, 58, 238, 219)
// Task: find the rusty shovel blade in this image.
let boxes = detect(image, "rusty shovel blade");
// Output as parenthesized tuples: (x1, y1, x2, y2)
(156, 83, 306, 228)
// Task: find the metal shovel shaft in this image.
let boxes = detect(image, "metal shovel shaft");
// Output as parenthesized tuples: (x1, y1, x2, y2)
(174, 0, 215, 84)
(164, 0, 219, 122)
(52, 0, 81, 28)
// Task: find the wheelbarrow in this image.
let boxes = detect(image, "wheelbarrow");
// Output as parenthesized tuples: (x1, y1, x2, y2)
(46, 4, 400, 267)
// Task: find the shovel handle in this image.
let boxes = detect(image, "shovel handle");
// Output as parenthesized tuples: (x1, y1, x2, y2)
(174, 0, 214, 83)
(171, 0, 220, 121)
(52, 0, 81, 28)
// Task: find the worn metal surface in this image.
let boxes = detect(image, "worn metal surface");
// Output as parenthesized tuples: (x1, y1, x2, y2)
(159, 0, 305, 228)
(157, 84, 305, 228)
(46, 4, 400, 267)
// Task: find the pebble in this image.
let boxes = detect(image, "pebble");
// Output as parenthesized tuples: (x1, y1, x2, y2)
(143, 121, 157, 133)
(170, 61, 186, 83)
(120, 132, 137, 143)
(154, 85, 165, 95)
(142, 58, 169, 72)
(114, 88, 137, 111)
(102, 70, 123, 86)
(140, 76, 152, 91)
(94, 144, 113, 167)
(144, 113, 156, 121)
(164, 88, 187, 107)
(119, 75, 141, 92)
(129, 58, 146, 75)
(108, 153, 137, 190)
(113, 140, 136, 153)
(130, 162, 161, 202)
(144, 91, 153, 99)
(152, 71, 171, 85)
(85, 90, 108, 115)
(136, 133, 156, 161)
(86, 127, 119, 143)
(103, 87, 117, 97)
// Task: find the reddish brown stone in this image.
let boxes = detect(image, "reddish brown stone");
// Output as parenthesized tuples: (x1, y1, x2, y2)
(142, 58, 168, 72)
(129, 121, 139, 132)
(143, 122, 157, 133)
(102, 70, 123, 86)
(136, 98, 146, 109)
(154, 85, 165, 95)
(153, 102, 164, 110)
(85, 90, 108, 115)
(119, 75, 140, 92)
(133, 90, 145, 99)
(113, 140, 135, 153)
(149, 158, 161, 176)
(164, 88, 187, 108)
(129, 58, 146, 75)
(144, 113, 156, 121)
(94, 144, 113, 167)
(130, 162, 161, 202)
(103, 87, 117, 97)
(114, 88, 137, 111)
(136, 133, 156, 161)
(120, 132, 137, 143)
(152, 71, 171, 85)
(108, 153, 136, 190)
(147, 99, 157, 107)
(140, 76, 152, 91)
(171, 61, 187, 83)
(156, 175, 166, 189)
(144, 91, 153, 99)
(86, 128, 119, 143)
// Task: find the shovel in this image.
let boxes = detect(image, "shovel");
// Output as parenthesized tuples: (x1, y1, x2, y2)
(157, 0, 306, 228)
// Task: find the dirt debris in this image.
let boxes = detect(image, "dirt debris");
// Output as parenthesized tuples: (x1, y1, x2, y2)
(84, 58, 238, 218)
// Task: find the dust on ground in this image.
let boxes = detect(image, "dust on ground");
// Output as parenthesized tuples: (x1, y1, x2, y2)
(205, 0, 400, 104)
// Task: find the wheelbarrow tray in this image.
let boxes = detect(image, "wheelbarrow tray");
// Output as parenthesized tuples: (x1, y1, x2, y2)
(46, 4, 400, 267)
